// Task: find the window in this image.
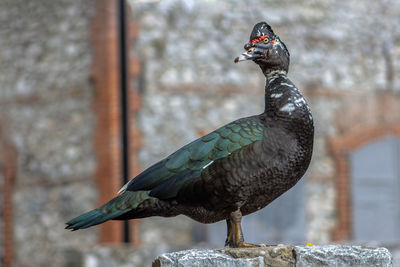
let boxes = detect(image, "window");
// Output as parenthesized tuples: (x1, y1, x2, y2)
(350, 136, 400, 243)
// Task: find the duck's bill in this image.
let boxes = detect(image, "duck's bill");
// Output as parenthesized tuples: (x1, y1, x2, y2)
(234, 52, 262, 63)
(235, 42, 272, 63)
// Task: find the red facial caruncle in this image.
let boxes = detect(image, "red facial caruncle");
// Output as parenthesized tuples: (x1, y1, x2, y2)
(248, 35, 275, 46)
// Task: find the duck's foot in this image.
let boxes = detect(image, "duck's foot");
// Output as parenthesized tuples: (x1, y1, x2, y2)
(235, 242, 267, 248)
(226, 239, 268, 248)
(224, 209, 268, 248)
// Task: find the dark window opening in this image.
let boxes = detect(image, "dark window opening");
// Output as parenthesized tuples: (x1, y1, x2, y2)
(350, 136, 400, 243)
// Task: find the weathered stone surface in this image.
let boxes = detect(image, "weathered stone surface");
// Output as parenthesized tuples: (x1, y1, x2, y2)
(220, 246, 296, 267)
(153, 246, 393, 267)
(153, 246, 295, 267)
(295, 245, 393, 267)
(153, 249, 265, 267)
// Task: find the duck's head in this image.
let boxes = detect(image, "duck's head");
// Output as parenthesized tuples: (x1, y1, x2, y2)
(235, 22, 290, 75)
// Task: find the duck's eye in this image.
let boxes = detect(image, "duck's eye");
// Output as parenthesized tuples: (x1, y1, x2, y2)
(263, 37, 269, 44)
(247, 47, 254, 53)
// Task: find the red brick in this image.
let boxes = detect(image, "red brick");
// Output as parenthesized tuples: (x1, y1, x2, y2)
(0, 127, 17, 267)
(91, 0, 142, 245)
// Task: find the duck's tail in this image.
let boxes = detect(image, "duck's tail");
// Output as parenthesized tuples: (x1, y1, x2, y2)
(65, 191, 151, 231)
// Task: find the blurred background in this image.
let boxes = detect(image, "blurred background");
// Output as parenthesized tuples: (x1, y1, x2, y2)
(1, 0, 400, 266)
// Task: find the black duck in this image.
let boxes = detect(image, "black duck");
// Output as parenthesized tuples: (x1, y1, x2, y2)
(66, 22, 314, 248)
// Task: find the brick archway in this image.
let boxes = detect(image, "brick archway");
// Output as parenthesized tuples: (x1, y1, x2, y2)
(0, 126, 17, 267)
(330, 125, 400, 241)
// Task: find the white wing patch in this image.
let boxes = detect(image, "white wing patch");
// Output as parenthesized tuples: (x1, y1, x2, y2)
(117, 181, 129, 195)
(202, 160, 214, 169)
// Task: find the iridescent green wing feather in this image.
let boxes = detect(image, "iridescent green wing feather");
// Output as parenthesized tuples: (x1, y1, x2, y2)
(65, 191, 152, 230)
(126, 116, 264, 199)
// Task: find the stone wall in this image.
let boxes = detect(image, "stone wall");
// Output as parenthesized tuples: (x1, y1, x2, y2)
(154, 246, 393, 267)
(0, 0, 98, 266)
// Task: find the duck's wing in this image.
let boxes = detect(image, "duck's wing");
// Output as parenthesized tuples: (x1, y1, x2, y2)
(122, 116, 265, 199)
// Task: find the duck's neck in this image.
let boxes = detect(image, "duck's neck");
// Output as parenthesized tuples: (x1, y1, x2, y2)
(265, 70, 288, 88)
(263, 70, 313, 124)
(264, 70, 289, 113)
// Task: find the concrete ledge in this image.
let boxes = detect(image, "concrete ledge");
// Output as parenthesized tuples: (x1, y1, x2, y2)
(153, 245, 393, 267)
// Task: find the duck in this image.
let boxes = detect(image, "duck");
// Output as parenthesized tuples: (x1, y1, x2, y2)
(66, 21, 314, 248)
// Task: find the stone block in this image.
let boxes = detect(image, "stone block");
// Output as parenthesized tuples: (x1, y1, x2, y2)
(153, 245, 392, 267)
(295, 245, 393, 267)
